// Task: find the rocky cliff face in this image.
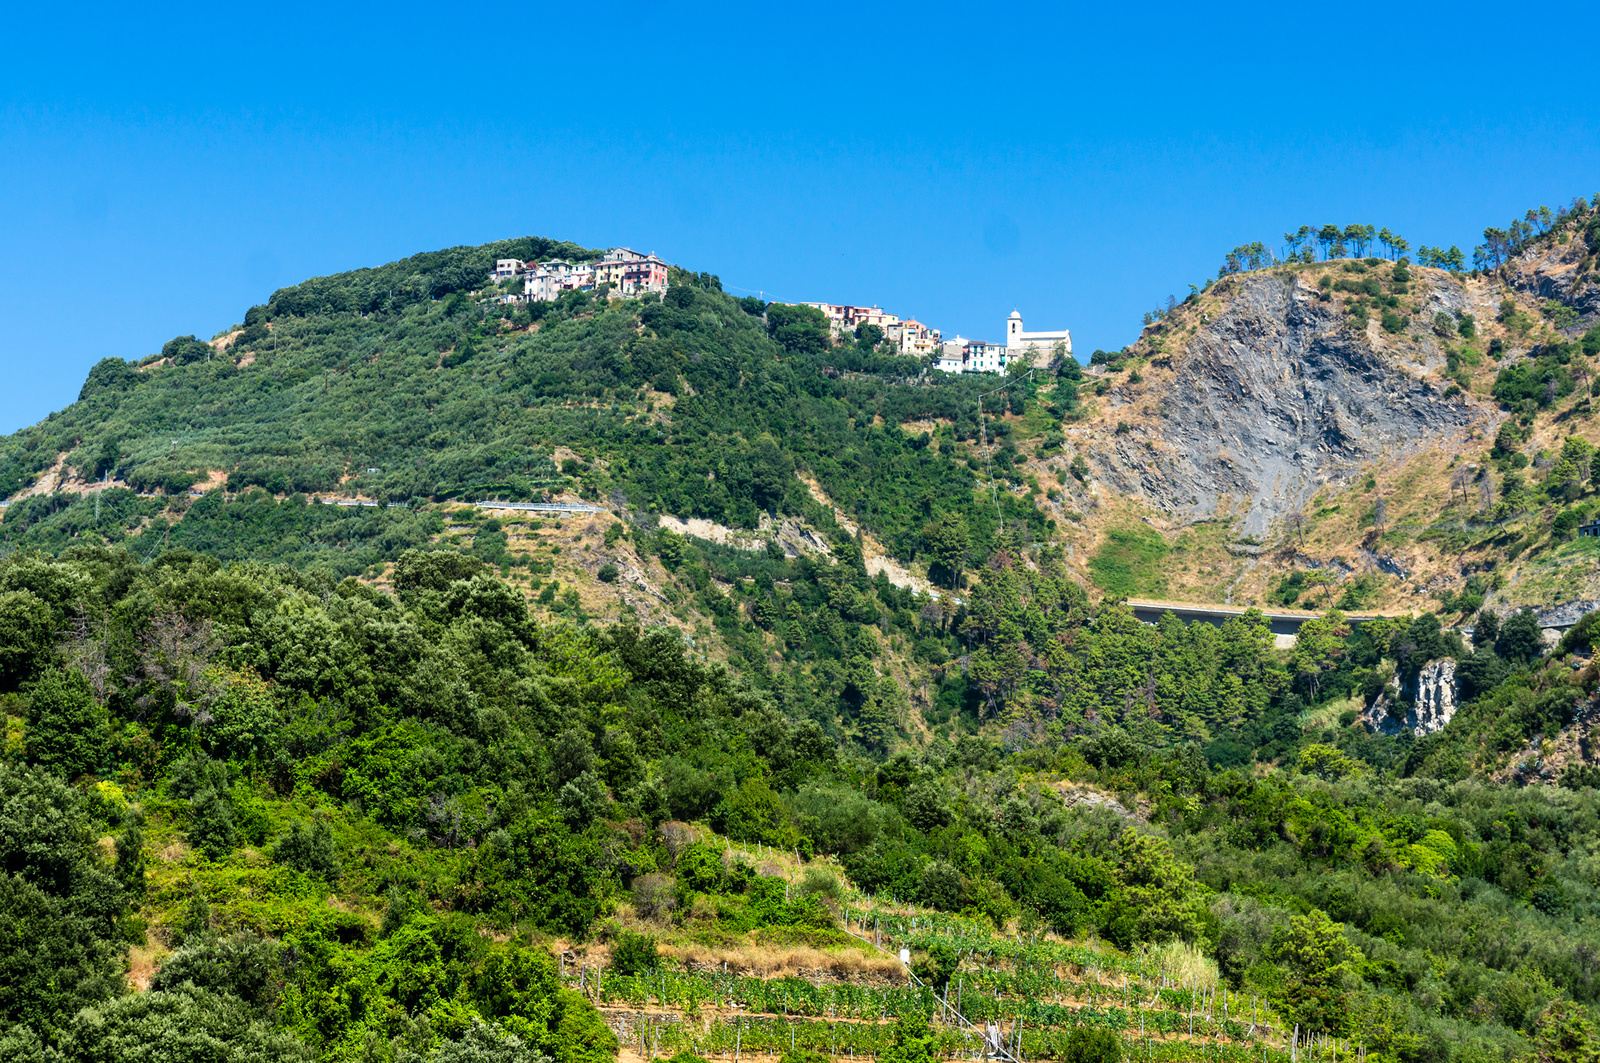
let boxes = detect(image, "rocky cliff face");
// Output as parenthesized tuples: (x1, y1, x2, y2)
(1091, 272, 1487, 536)
(1506, 236, 1600, 330)
(1362, 658, 1460, 737)
(1409, 659, 1461, 736)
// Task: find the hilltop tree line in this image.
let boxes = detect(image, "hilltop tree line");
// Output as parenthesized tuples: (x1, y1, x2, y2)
(1475, 196, 1600, 271)
(1140, 193, 1600, 333)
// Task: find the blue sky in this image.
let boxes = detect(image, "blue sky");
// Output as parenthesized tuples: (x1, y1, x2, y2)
(1, 1, 1596, 434)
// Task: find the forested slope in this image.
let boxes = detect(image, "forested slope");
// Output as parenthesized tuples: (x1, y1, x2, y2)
(0, 240, 1046, 576)
(2, 542, 1600, 1063)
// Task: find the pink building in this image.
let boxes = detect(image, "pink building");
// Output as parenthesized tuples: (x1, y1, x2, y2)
(620, 256, 669, 294)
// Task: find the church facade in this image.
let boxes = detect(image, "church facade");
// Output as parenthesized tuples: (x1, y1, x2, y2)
(933, 310, 1071, 374)
(1004, 310, 1072, 364)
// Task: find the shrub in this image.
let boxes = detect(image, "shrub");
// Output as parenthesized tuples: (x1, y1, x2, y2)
(557, 771, 608, 828)
(1497, 608, 1545, 666)
(1064, 1026, 1123, 1063)
(903, 778, 950, 831)
(918, 859, 965, 910)
(911, 940, 960, 991)
(115, 820, 147, 901)
(271, 820, 340, 882)
(608, 929, 658, 975)
(396, 1021, 547, 1063)
(632, 873, 677, 921)
(798, 866, 842, 903)
(597, 563, 619, 583)
(188, 787, 237, 861)
(161, 335, 217, 366)
(204, 668, 280, 762)
(673, 842, 724, 895)
(54, 984, 311, 1061)
(150, 933, 280, 1012)
(711, 774, 797, 847)
(0, 590, 53, 689)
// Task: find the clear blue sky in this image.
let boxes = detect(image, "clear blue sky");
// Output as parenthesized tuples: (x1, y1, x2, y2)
(2, 1, 1596, 434)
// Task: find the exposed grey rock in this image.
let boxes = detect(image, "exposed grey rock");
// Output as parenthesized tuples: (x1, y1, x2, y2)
(1361, 550, 1409, 579)
(1295, 553, 1353, 573)
(1535, 600, 1600, 629)
(1093, 273, 1486, 536)
(1506, 238, 1600, 332)
(1410, 659, 1460, 736)
(1362, 659, 1459, 736)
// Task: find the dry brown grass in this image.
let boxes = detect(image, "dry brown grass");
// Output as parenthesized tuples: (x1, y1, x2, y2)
(127, 928, 167, 992)
(1147, 939, 1219, 990)
(658, 940, 902, 982)
(618, 1051, 796, 1063)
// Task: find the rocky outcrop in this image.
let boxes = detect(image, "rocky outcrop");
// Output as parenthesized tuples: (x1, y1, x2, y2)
(1092, 272, 1486, 536)
(1409, 659, 1460, 736)
(1505, 237, 1600, 331)
(1363, 658, 1460, 736)
(1535, 600, 1600, 629)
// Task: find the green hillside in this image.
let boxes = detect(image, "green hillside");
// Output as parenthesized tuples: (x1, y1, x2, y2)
(0, 238, 1044, 573)
(4, 228, 1600, 1063)
(5, 542, 1600, 1063)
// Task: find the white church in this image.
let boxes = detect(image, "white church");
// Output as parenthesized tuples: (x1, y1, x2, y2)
(935, 310, 1072, 374)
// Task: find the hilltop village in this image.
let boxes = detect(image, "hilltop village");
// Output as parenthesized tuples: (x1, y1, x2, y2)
(488, 247, 1071, 374)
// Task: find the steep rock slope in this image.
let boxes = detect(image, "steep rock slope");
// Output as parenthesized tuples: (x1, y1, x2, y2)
(1506, 233, 1600, 328)
(1090, 271, 1485, 536)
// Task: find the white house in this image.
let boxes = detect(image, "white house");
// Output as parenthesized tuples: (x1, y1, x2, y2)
(1004, 310, 1072, 364)
(524, 266, 561, 302)
(935, 341, 967, 373)
(937, 336, 1011, 373)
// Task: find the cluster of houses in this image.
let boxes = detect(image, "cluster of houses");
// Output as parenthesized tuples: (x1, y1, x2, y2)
(798, 302, 943, 358)
(488, 247, 1072, 375)
(793, 304, 1071, 374)
(489, 247, 669, 303)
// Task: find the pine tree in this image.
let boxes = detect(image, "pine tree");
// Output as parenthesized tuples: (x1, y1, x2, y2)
(115, 819, 147, 902)
(188, 786, 237, 861)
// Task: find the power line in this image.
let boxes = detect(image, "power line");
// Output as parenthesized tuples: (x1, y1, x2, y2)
(975, 368, 1039, 523)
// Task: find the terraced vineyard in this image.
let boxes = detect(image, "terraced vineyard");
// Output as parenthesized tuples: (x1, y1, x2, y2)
(568, 899, 1319, 1063)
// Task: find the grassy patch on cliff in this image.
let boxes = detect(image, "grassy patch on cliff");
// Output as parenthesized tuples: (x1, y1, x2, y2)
(1089, 525, 1170, 598)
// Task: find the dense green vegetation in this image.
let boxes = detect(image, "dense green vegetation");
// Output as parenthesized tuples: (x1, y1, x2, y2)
(0, 240, 1064, 579)
(2, 537, 1599, 1062)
